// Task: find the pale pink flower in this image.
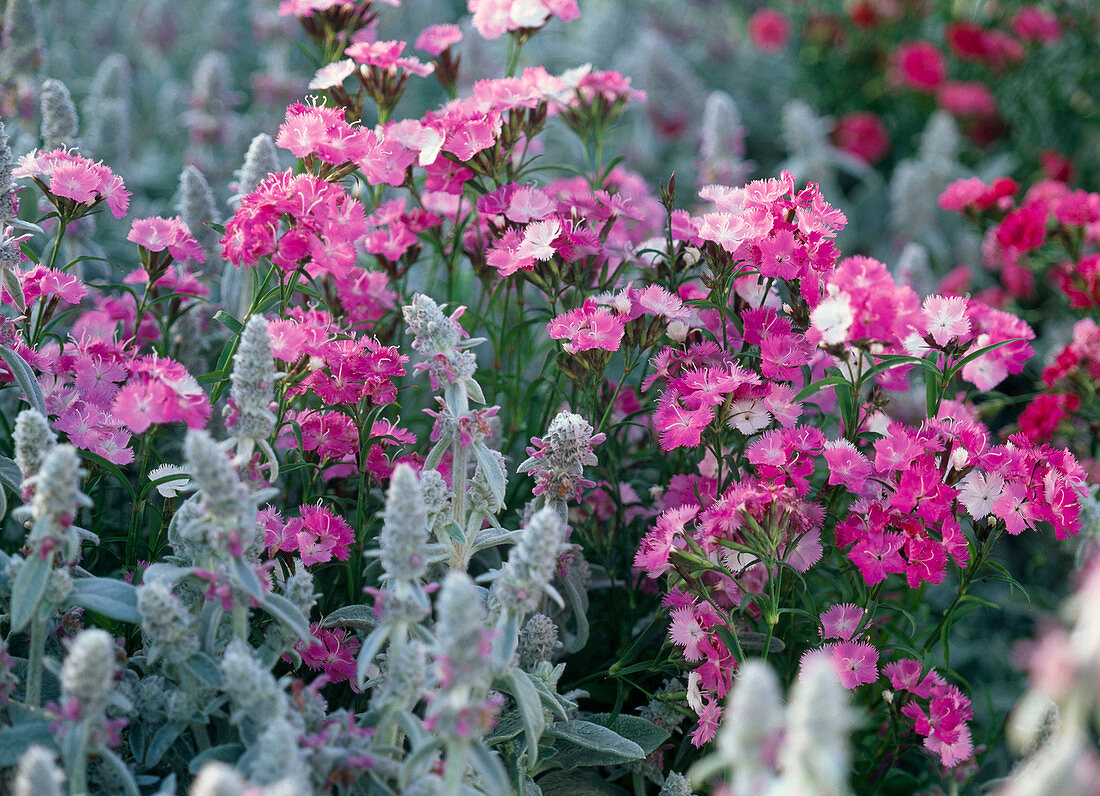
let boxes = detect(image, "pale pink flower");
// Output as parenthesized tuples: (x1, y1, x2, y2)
(922, 295, 971, 347)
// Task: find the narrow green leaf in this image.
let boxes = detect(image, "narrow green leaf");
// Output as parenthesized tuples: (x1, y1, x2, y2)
(506, 669, 547, 767)
(213, 309, 244, 333)
(0, 346, 46, 416)
(10, 553, 51, 633)
(0, 454, 21, 490)
(260, 591, 313, 643)
(69, 577, 141, 624)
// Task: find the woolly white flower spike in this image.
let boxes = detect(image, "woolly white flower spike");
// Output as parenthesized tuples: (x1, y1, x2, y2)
(226, 314, 279, 481)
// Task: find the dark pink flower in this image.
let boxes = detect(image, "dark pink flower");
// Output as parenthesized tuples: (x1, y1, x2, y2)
(747, 8, 791, 53)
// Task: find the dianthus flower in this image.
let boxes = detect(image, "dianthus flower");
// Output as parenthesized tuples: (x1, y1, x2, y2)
(295, 624, 361, 686)
(15, 148, 130, 219)
(275, 101, 373, 165)
(747, 8, 790, 53)
(892, 41, 947, 92)
(275, 504, 355, 566)
(547, 299, 625, 354)
(468, 0, 580, 40)
(415, 23, 462, 56)
(220, 170, 367, 278)
(127, 216, 205, 264)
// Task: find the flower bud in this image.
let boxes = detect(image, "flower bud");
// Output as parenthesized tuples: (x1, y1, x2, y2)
(227, 315, 276, 444)
(40, 79, 78, 150)
(233, 133, 279, 203)
(60, 628, 118, 721)
(379, 464, 430, 584)
(13, 408, 55, 492)
(13, 745, 63, 796)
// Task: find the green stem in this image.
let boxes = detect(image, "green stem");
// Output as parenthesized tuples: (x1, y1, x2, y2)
(232, 601, 248, 641)
(25, 609, 47, 707)
(47, 218, 68, 272)
(68, 722, 91, 795)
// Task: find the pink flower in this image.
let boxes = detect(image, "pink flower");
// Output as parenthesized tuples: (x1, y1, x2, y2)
(653, 393, 714, 450)
(221, 170, 367, 278)
(823, 439, 872, 494)
(635, 505, 697, 577)
(468, 0, 579, 40)
(1012, 7, 1060, 43)
(826, 640, 879, 688)
(832, 112, 890, 164)
(884, 658, 939, 696)
(48, 161, 99, 203)
(111, 381, 170, 434)
(849, 533, 906, 585)
(295, 624, 361, 686)
(547, 299, 625, 354)
(688, 696, 722, 747)
(287, 504, 355, 566)
(127, 217, 206, 263)
(12, 265, 87, 305)
(937, 81, 997, 118)
(820, 603, 864, 641)
(346, 39, 433, 78)
(669, 605, 711, 662)
(15, 148, 130, 218)
(415, 23, 463, 55)
(921, 294, 970, 347)
(747, 8, 790, 53)
(892, 41, 947, 92)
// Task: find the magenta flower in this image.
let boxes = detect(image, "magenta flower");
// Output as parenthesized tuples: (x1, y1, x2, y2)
(547, 299, 626, 355)
(286, 504, 355, 566)
(824, 640, 879, 689)
(295, 624, 361, 687)
(127, 217, 205, 263)
(819, 603, 864, 642)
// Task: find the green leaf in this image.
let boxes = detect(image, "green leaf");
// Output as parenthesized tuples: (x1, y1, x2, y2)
(321, 604, 378, 632)
(794, 375, 850, 402)
(544, 720, 645, 770)
(99, 748, 141, 796)
(2, 267, 25, 312)
(10, 553, 51, 633)
(0, 454, 23, 490)
(585, 714, 669, 756)
(470, 742, 510, 796)
(231, 557, 264, 601)
(260, 591, 313, 644)
(947, 337, 1022, 380)
(356, 625, 389, 687)
(0, 346, 46, 416)
(69, 576, 141, 624)
(505, 669, 547, 767)
(145, 721, 187, 768)
(472, 442, 506, 508)
(187, 743, 244, 775)
(180, 652, 223, 688)
(0, 720, 53, 766)
(536, 771, 630, 795)
(78, 450, 137, 499)
(213, 309, 244, 333)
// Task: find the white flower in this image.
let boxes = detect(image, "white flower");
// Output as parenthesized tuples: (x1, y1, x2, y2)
(148, 464, 190, 498)
(308, 59, 355, 90)
(810, 292, 854, 346)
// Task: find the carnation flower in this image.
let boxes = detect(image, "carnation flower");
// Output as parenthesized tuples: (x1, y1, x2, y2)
(747, 8, 790, 53)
